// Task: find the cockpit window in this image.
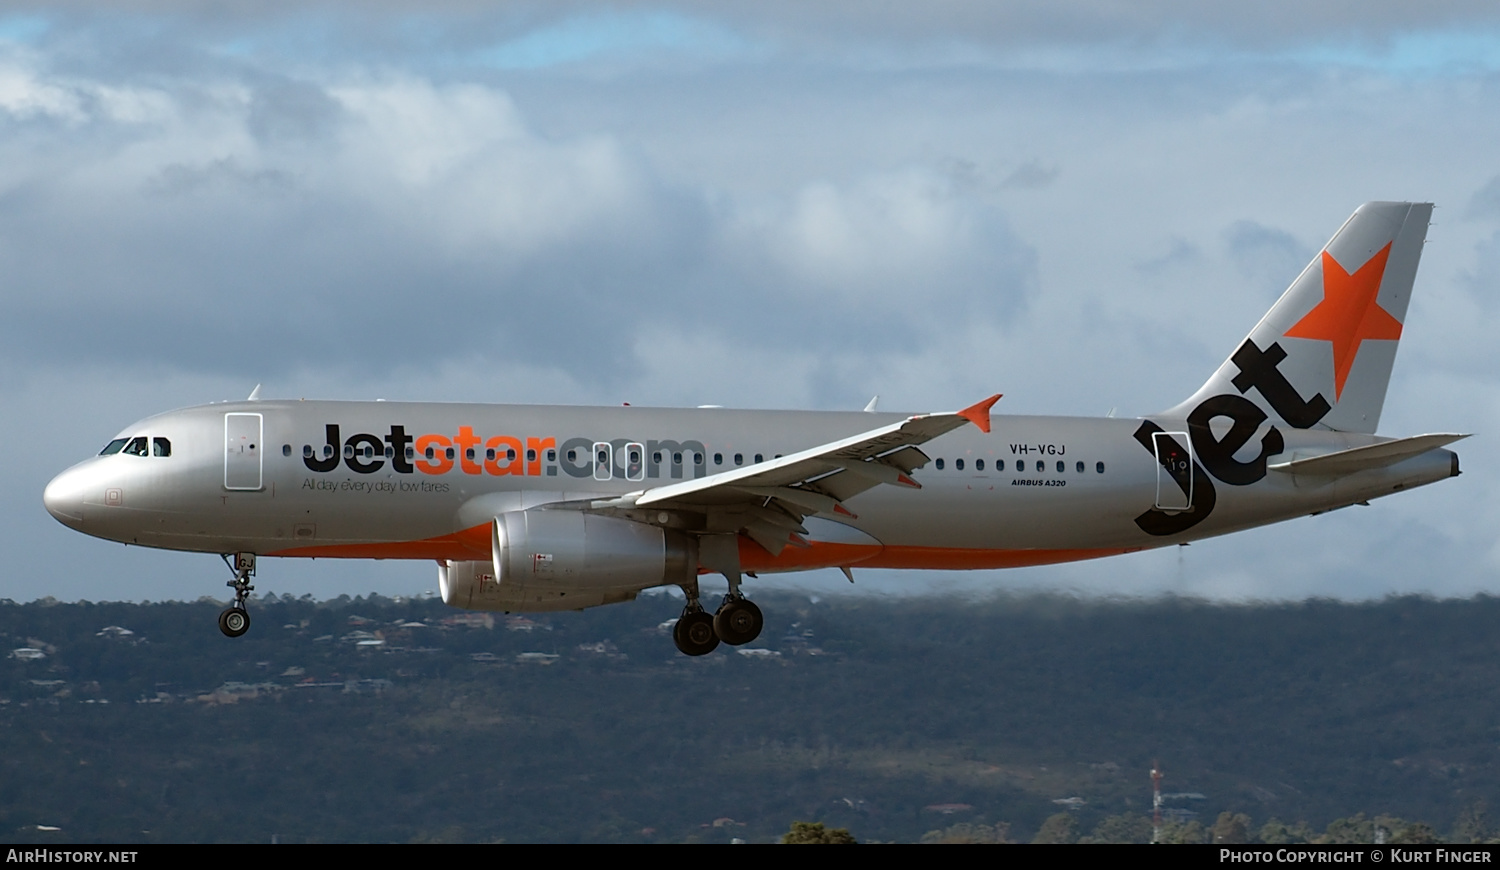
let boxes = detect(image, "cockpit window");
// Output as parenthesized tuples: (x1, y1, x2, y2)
(153, 438, 172, 457)
(99, 439, 128, 456)
(122, 437, 149, 456)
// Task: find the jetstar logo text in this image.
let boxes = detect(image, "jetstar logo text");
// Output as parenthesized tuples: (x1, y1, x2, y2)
(301, 425, 711, 481)
(1133, 337, 1333, 537)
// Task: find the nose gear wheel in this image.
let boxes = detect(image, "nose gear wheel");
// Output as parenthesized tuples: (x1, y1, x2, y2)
(218, 606, 250, 637)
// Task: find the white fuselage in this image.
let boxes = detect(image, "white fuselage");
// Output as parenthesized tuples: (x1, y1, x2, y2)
(43, 399, 1458, 576)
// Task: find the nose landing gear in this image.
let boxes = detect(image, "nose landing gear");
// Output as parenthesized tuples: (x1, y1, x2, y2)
(217, 552, 255, 638)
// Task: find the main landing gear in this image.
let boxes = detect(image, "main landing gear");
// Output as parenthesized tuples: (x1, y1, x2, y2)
(671, 577, 764, 656)
(713, 594, 764, 647)
(217, 552, 255, 638)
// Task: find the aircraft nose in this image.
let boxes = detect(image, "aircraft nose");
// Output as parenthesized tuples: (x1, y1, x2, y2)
(43, 466, 88, 527)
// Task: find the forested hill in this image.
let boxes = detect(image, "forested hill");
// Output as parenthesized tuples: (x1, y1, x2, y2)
(3, 591, 1499, 843)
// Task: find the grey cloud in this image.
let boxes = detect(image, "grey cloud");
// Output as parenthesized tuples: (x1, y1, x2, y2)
(1224, 220, 1312, 293)
(1465, 175, 1500, 221)
(15, 2, 1500, 72)
(247, 78, 345, 145)
(999, 160, 1058, 191)
(1460, 229, 1500, 312)
(0, 72, 1035, 391)
(147, 158, 297, 196)
(1134, 237, 1199, 275)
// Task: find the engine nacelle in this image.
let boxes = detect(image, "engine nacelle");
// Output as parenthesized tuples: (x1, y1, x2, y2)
(437, 510, 694, 612)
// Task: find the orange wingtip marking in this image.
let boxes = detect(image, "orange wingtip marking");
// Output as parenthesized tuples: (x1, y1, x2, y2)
(832, 503, 858, 518)
(266, 523, 492, 561)
(957, 394, 1002, 433)
(896, 473, 921, 489)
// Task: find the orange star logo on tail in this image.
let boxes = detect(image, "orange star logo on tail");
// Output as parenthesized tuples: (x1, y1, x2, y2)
(1283, 242, 1401, 400)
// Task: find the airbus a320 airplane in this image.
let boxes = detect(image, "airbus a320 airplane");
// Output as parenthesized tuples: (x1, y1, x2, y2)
(44, 202, 1464, 655)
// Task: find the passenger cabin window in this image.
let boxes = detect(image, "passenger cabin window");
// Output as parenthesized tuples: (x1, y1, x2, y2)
(1076, 461, 1084, 473)
(754, 454, 764, 464)
(1056, 460, 1065, 473)
(123, 437, 149, 456)
(734, 454, 743, 466)
(976, 458, 985, 471)
(302, 445, 314, 459)
(935, 458, 945, 470)
(1096, 461, 1106, 474)
(1015, 460, 1024, 472)
(283, 443, 292, 458)
(1035, 460, 1044, 472)
(956, 458, 965, 471)
(100, 439, 128, 456)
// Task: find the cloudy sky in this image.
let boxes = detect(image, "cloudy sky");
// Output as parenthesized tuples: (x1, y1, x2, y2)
(8, 2, 1500, 604)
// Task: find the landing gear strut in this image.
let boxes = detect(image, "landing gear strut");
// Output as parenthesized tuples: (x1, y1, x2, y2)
(672, 577, 719, 656)
(712, 562, 762, 646)
(218, 552, 255, 638)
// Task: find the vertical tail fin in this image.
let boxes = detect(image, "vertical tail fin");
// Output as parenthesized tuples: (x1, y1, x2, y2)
(1163, 201, 1432, 434)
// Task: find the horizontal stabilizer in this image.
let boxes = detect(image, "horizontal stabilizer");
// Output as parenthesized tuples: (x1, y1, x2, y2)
(1268, 434, 1468, 476)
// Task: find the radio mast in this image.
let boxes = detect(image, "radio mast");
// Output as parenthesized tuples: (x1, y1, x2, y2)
(1151, 764, 1164, 844)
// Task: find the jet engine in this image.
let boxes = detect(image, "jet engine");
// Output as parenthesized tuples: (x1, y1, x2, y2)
(438, 510, 695, 612)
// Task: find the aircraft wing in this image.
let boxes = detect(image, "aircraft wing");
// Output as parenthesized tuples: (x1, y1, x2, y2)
(595, 394, 1000, 555)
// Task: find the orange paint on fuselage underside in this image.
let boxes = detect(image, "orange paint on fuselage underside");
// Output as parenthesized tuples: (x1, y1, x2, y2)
(266, 524, 493, 561)
(267, 524, 1133, 572)
(737, 538, 1134, 571)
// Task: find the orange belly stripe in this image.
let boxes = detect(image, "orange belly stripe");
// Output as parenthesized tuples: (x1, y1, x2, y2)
(268, 525, 1135, 574)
